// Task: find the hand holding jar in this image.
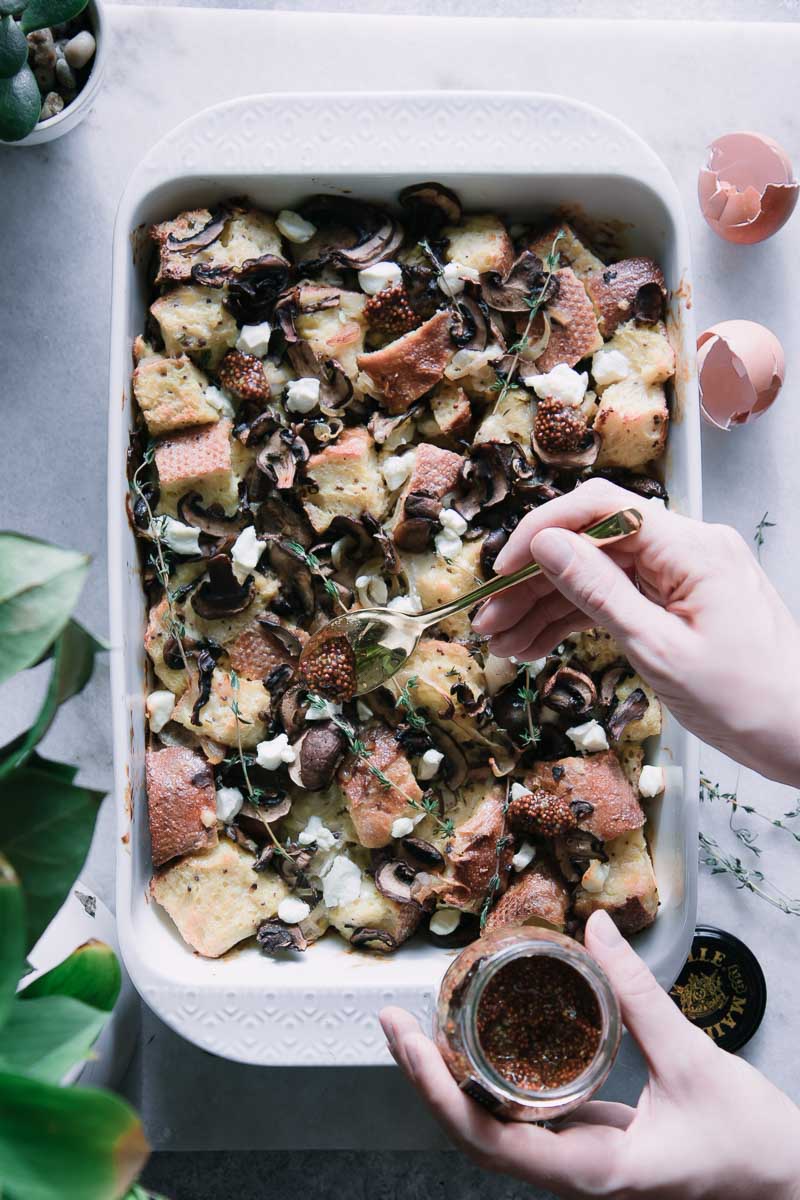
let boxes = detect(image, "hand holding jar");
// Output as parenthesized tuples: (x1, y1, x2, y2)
(381, 911, 800, 1200)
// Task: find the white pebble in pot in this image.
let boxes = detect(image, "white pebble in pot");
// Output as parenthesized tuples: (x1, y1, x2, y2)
(64, 30, 96, 70)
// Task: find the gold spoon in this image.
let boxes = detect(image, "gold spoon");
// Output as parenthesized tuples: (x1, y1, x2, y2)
(299, 508, 642, 699)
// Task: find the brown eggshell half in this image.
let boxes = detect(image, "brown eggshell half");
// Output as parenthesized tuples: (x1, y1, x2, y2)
(698, 132, 798, 245)
(697, 320, 785, 430)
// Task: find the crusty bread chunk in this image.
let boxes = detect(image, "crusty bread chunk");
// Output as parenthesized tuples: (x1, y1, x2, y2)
(228, 620, 306, 681)
(585, 258, 667, 338)
(146, 745, 218, 868)
(485, 857, 570, 933)
(567, 628, 623, 672)
(535, 268, 603, 372)
(443, 213, 514, 275)
(402, 538, 483, 640)
(528, 222, 605, 280)
(416, 779, 510, 913)
(295, 288, 367, 381)
(151, 206, 283, 285)
(171, 668, 269, 749)
(357, 311, 454, 414)
(133, 352, 219, 436)
(151, 840, 289, 958)
(328, 872, 422, 951)
(599, 320, 676, 388)
(405, 442, 463, 501)
(154, 418, 232, 489)
(302, 427, 388, 534)
(526, 750, 645, 843)
(594, 378, 668, 469)
(394, 640, 487, 739)
(474, 386, 533, 450)
(428, 384, 472, 437)
(151, 285, 239, 371)
(338, 725, 423, 848)
(573, 827, 658, 933)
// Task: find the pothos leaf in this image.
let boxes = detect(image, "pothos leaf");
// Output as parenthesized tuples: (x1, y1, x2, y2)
(0, 854, 24, 1030)
(20, 0, 87, 33)
(0, 533, 90, 683)
(0, 993, 109, 1083)
(20, 939, 121, 1013)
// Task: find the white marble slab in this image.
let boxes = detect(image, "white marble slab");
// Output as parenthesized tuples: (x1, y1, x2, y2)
(2, 4, 800, 1150)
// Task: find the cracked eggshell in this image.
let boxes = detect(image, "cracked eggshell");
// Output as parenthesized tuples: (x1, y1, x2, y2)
(697, 320, 785, 430)
(698, 132, 798, 244)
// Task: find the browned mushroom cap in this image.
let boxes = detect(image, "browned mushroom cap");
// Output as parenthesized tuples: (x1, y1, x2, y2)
(367, 404, 423, 447)
(257, 919, 308, 953)
(532, 429, 601, 471)
(607, 687, 648, 741)
(225, 254, 292, 324)
(256, 428, 311, 491)
(350, 927, 398, 953)
(286, 341, 353, 412)
(449, 290, 490, 352)
(253, 494, 314, 547)
(166, 207, 229, 255)
(457, 440, 534, 521)
(584, 258, 667, 337)
(191, 555, 255, 620)
(297, 196, 404, 271)
(257, 615, 304, 659)
(177, 492, 248, 538)
(480, 527, 511, 577)
(480, 251, 556, 313)
(375, 860, 418, 905)
(401, 837, 445, 871)
(393, 492, 441, 553)
(239, 795, 293, 838)
(191, 642, 223, 725)
(264, 539, 316, 622)
(398, 182, 462, 229)
(552, 830, 607, 883)
(490, 681, 531, 749)
(588, 467, 669, 502)
(541, 666, 597, 718)
(278, 684, 310, 738)
(288, 721, 347, 791)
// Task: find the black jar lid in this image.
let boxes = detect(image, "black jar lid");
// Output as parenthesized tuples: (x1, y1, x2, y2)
(669, 925, 766, 1052)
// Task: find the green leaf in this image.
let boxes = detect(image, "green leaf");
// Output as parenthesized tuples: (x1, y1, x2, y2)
(0, 765, 104, 950)
(0, 0, 27, 18)
(0, 1072, 149, 1200)
(0, 15, 27, 77)
(0, 620, 104, 780)
(0, 61, 40, 141)
(20, 0, 86, 32)
(0, 993, 108, 1083)
(0, 855, 24, 1030)
(21, 940, 120, 1013)
(26, 752, 78, 784)
(0, 534, 90, 683)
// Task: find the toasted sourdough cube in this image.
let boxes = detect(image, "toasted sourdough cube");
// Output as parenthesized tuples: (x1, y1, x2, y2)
(133, 353, 219, 436)
(567, 628, 623, 672)
(614, 675, 662, 743)
(535, 268, 604, 372)
(594, 378, 668, 469)
(145, 745, 218, 867)
(337, 724, 423, 848)
(428, 384, 472, 437)
(526, 750, 645, 843)
(599, 320, 676, 388)
(295, 289, 367, 381)
(442, 214, 514, 275)
(357, 311, 454, 414)
(573, 827, 658, 933)
(328, 872, 422, 951)
(394, 639, 487, 741)
(154, 419, 232, 489)
(528, 222, 605, 280)
(485, 857, 570, 933)
(302, 427, 388, 534)
(415, 779, 510, 913)
(151, 285, 239, 371)
(402, 538, 483, 640)
(616, 744, 645, 791)
(405, 442, 463, 501)
(584, 258, 667, 338)
(151, 840, 289, 958)
(151, 206, 284, 284)
(474, 386, 533, 451)
(171, 668, 269, 749)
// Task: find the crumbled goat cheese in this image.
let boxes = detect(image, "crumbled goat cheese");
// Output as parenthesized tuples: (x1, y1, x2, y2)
(430, 909, 461, 936)
(417, 748, 444, 781)
(358, 261, 403, 295)
(306, 698, 342, 723)
(391, 816, 416, 839)
(236, 321, 272, 358)
(445, 344, 503, 380)
(438, 260, 481, 298)
(155, 516, 201, 556)
(580, 860, 611, 894)
(434, 529, 463, 559)
(322, 856, 363, 908)
(286, 377, 321, 414)
(638, 765, 666, 798)
(566, 719, 610, 753)
(278, 896, 312, 924)
(512, 841, 537, 873)
(592, 348, 630, 387)
(231, 525, 264, 574)
(510, 782, 531, 802)
(439, 507, 468, 537)
(297, 814, 337, 850)
(356, 700, 373, 722)
(215, 786, 244, 823)
(276, 209, 317, 243)
(382, 453, 414, 491)
(255, 732, 296, 770)
(204, 385, 236, 418)
(355, 574, 388, 607)
(526, 363, 589, 407)
(146, 690, 175, 733)
(387, 593, 423, 615)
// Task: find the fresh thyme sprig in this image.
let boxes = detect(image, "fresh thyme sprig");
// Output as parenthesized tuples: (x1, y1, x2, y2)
(285, 539, 346, 611)
(700, 775, 800, 856)
(699, 832, 800, 916)
(518, 666, 541, 749)
(491, 230, 564, 410)
(229, 669, 289, 861)
(396, 675, 428, 732)
(753, 512, 776, 561)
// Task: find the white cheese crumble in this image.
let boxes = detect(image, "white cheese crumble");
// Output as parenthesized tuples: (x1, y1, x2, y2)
(276, 209, 317, 243)
(215, 786, 244, 823)
(439, 507, 468, 537)
(204, 385, 236, 419)
(306, 698, 342, 723)
(438, 260, 481, 298)
(322, 855, 363, 908)
(278, 896, 312, 924)
(355, 574, 388, 607)
(434, 529, 463, 559)
(566, 719, 610, 753)
(297, 814, 338, 850)
(580, 860, 611, 894)
(231, 525, 264, 574)
(154, 516, 201, 556)
(510, 782, 531, 802)
(417, 748, 444, 781)
(512, 841, 537, 873)
(387, 593, 423, 615)
(358, 261, 403, 295)
(255, 732, 296, 770)
(445, 344, 503, 380)
(638, 764, 666, 798)
(429, 909, 461, 937)
(236, 321, 272, 358)
(592, 348, 630, 387)
(286, 377, 320, 414)
(391, 816, 416, 839)
(356, 700, 373, 722)
(382, 453, 414, 492)
(526, 363, 589, 407)
(146, 690, 175, 733)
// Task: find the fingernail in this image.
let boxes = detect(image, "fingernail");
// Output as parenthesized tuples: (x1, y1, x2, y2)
(471, 602, 491, 633)
(589, 909, 622, 947)
(531, 528, 574, 574)
(379, 1011, 397, 1049)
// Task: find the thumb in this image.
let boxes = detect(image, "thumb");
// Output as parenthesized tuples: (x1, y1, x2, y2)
(529, 527, 669, 646)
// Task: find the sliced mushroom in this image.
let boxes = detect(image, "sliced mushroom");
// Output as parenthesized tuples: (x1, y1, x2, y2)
(177, 492, 248, 538)
(401, 837, 445, 871)
(225, 254, 292, 324)
(457, 441, 533, 520)
(253, 494, 314, 548)
(191, 555, 255, 620)
(256, 428, 311, 491)
(362, 513, 400, 575)
(532, 429, 601, 471)
(553, 831, 607, 883)
(166, 207, 229, 254)
(375, 860, 418, 905)
(607, 687, 648, 741)
(257, 919, 308, 954)
(541, 667, 597, 718)
(367, 404, 422, 448)
(257, 615, 303, 659)
(239, 795, 292, 833)
(428, 725, 469, 789)
(598, 664, 631, 708)
(235, 404, 283, 449)
(286, 342, 353, 413)
(398, 182, 462, 230)
(488, 681, 529, 748)
(480, 527, 511, 577)
(278, 684, 310, 738)
(588, 467, 669, 502)
(191, 643, 223, 725)
(480, 251, 556, 313)
(131, 480, 159, 532)
(288, 721, 347, 791)
(426, 910, 480, 949)
(449, 291, 489, 352)
(298, 196, 404, 271)
(274, 283, 342, 343)
(349, 927, 398, 953)
(393, 492, 441, 553)
(265, 539, 316, 622)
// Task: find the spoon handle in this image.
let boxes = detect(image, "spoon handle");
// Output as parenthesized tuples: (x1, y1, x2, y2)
(420, 508, 643, 627)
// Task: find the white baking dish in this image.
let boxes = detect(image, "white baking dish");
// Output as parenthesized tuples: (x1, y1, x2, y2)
(108, 92, 700, 1066)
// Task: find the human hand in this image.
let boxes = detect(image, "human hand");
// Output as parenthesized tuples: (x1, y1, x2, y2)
(381, 911, 800, 1200)
(471, 477, 800, 787)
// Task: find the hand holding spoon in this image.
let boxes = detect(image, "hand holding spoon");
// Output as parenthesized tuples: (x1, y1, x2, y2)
(299, 508, 642, 699)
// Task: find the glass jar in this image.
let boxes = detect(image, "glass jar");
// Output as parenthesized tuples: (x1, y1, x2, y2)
(434, 926, 621, 1123)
